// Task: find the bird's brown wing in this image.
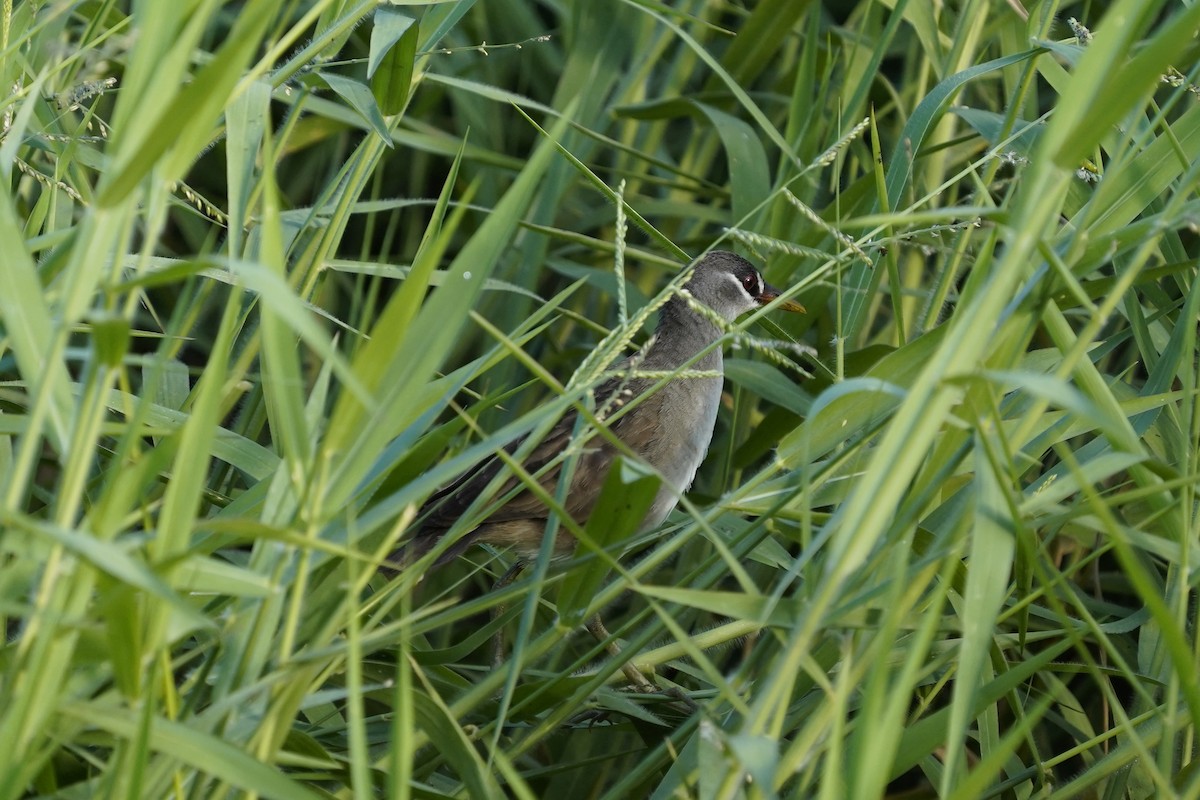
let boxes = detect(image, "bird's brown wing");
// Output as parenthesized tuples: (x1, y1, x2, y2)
(416, 408, 580, 530)
(405, 372, 642, 562)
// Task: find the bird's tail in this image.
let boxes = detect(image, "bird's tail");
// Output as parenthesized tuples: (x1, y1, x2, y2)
(385, 528, 475, 577)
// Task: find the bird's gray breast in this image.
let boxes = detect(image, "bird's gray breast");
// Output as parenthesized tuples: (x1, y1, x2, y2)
(634, 372, 723, 530)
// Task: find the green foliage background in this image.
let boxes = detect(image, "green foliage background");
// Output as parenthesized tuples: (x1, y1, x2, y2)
(1, 0, 1199, 797)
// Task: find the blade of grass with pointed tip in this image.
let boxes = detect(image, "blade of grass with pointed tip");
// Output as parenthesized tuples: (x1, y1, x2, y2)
(319, 72, 392, 143)
(257, 124, 312, 500)
(694, 102, 770, 223)
(368, 8, 418, 116)
(939, 426, 1016, 793)
(0, 189, 73, 460)
(225, 80, 270, 256)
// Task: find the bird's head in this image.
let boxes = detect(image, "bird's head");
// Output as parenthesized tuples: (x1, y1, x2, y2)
(685, 250, 805, 321)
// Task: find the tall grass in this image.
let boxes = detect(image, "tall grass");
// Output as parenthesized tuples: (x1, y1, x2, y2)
(1, 0, 1199, 797)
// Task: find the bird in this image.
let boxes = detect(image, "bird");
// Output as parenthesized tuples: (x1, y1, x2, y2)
(398, 251, 803, 687)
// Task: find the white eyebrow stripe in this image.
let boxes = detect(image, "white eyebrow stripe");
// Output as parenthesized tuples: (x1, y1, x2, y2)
(725, 270, 753, 300)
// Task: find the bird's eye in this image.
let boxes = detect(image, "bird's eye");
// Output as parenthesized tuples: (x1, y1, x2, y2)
(741, 273, 759, 294)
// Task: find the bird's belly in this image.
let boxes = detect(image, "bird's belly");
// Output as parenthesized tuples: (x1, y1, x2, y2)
(638, 377, 722, 531)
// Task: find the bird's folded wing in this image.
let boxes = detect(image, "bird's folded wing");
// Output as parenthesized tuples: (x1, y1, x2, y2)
(412, 373, 638, 537)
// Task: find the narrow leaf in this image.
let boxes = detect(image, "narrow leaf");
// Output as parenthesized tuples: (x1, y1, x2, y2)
(368, 8, 418, 116)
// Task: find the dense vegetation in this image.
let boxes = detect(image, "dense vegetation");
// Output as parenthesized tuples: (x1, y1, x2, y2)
(2, 0, 1199, 797)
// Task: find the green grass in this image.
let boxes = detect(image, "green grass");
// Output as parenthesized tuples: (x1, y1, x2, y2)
(2, 0, 1200, 797)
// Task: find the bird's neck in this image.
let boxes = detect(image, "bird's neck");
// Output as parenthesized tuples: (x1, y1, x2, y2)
(646, 295, 725, 371)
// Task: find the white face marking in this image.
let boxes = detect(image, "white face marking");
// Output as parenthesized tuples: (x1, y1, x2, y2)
(725, 270, 755, 302)
(718, 270, 760, 320)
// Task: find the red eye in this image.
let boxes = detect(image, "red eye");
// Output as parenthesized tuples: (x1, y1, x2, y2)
(742, 273, 758, 292)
